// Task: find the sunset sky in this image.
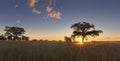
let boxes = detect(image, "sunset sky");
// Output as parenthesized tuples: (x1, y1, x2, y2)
(0, 0, 120, 41)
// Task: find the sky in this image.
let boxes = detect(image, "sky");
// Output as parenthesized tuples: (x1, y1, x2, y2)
(0, 0, 120, 41)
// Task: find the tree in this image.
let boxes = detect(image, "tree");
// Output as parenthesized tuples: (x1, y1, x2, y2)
(4, 32, 12, 40)
(71, 22, 103, 42)
(4, 26, 25, 40)
(22, 36, 29, 41)
(64, 36, 71, 42)
(0, 34, 6, 40)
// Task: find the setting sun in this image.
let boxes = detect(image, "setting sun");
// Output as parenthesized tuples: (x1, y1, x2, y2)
(75, 37, 83, 44)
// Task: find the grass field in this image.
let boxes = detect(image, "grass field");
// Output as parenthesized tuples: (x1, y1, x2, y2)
(0, 40, 120, 61)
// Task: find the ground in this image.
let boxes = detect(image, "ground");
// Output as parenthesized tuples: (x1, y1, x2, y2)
(0, 40, 120, 61)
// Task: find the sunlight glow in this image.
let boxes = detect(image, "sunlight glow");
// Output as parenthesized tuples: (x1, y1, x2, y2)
(76, 37, 83, 45)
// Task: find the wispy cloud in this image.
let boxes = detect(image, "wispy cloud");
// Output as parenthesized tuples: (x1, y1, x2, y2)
(46, 5, 53, 13)
(15, 4, 19, 8)
(28, 0, 39, 8)
(17, 20, 20, 23)
(32, 8, 41, 14)
(14, 0, 62, 19)
(46, 0, 62, 19)
(46, 0, 53, 13)
(28, 0, 41, 15)
(47, 11, 62, 19)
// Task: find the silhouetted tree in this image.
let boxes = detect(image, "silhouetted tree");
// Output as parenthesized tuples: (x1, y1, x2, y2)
(4, 26, 25, 41)
(32, 39, 38, 41)
(22, 36, 29, 41)
(71, 22, 103, 42)
(71, 35, 76, 42)
(64, 36, 71, 42)
(0, 34, 6, 40)
(4, 32, 12, 40)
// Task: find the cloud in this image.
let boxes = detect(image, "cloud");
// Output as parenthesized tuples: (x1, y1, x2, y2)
(46, 0, 62, 19)
(28, 0, 39, 8)
(46, 5, 53, 13)
(32, 8, 41, 14)
(15, 0, 62, 19)
(28, 0, 41, 14)
(15, 4, 19, 8)
(46, 0, 53, 12)
(16, 20, 20, 23)
(47, 11, 62, 19)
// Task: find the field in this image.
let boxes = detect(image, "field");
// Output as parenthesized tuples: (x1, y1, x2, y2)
(0, 41, 120, 61)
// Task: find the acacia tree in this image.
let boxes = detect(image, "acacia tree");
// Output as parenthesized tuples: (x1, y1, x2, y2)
(0, 34, 6, 40)
(71, 22, 103, 42)
(4, 26, 25, 40)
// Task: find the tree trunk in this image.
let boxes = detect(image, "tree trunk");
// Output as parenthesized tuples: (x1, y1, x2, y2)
(82, 36, 85, 42)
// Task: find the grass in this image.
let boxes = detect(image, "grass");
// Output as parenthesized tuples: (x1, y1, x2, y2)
(0, 40, 120, 61)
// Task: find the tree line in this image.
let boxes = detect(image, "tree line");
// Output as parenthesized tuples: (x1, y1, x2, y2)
(0, 26, 29, 41)
(0, 22, 103, 42)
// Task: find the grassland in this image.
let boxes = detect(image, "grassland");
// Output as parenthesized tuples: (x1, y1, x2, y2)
(0, 40, 120, 61)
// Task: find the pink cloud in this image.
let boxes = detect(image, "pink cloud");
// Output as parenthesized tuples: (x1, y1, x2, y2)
(46, 0, 53, 13)
(28, 0, 39, 8)
(15, 0, 62, 19)
(32, 8, 41, 14)
(46, 5, 53, 13)
(46, 0, 62, 19)
(47, 11, 62, 19)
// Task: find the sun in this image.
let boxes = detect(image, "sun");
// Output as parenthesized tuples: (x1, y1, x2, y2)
(76, 37, 83, 44)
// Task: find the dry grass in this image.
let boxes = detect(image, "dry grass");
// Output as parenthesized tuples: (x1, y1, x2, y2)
(0, 41, 120, 61)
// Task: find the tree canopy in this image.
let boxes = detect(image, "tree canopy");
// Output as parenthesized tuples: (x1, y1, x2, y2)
(4, 26, 25, 40)
(71, 22, 103, 42)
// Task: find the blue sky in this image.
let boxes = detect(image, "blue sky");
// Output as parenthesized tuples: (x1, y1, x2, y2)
(0, 0, 120, 41)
